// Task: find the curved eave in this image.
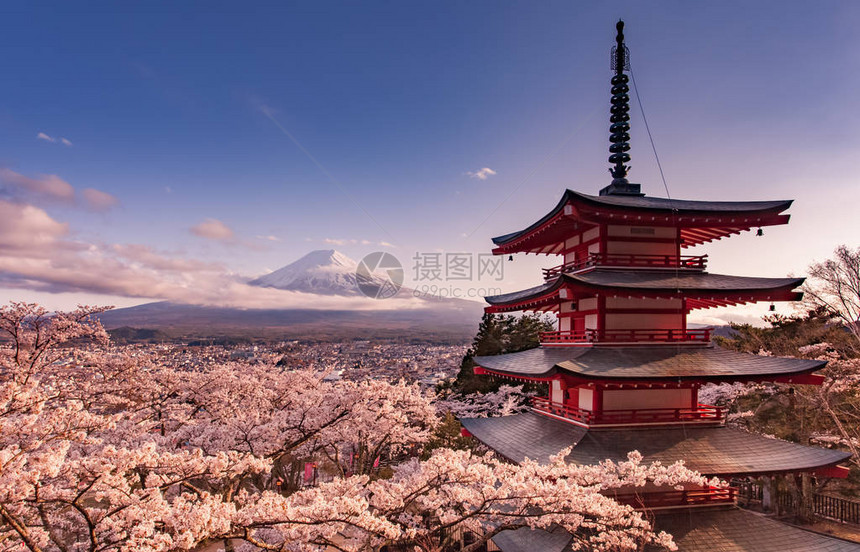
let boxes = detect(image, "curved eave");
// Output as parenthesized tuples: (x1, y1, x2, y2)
(473, 346, 827, 383)
(460, 412, 852, 475)
(560, 364, 825, 385)
(566, 271, 805, 308)
(474, 365, 825, 386)
(484, 277, 566, 314)
(567, 190, 792, 216)
(491, 190, 793, 254)
(484, 272, 805, 313)
(649, 508, 860, 552)
(493, 509, 860, 552)
(473, 365, 557, 382)
(492, 191, 572, 246)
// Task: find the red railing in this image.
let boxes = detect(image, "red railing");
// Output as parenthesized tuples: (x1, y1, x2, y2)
(539, 328, 712, 345)
(543, 253, 707, 279)
(543, 256, 597, 278)
(614, 487, 736, 509)
(530, 396, 724, 426)
(531, 396, 597, 424)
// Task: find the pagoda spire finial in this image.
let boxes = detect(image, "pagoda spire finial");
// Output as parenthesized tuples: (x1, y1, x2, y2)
(600, 20, 642, 196)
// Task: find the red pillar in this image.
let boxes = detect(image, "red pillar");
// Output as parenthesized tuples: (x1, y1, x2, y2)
(681, 297, 687, 333)
(597, 294, 606, 339)
(599, 223, 608, 259)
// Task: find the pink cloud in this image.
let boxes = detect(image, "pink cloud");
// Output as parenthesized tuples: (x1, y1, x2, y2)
(0, 169, 117, 211)
(323, 238, 348, 246)
(111, 244, 222, 272)
(190, 218, 234, 241)
(81, 188, 119, 211)
(0, 200, 69, 255)
(0, 200, 425, 310)
(0, 168, 75, 201)
(466, 167, 497, 180)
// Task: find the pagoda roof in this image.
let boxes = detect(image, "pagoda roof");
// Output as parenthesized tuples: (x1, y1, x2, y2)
(485, 277, 565, 307)
(472, 345, 824, 382)
(491, 526, 573, 552)
(571, 191, 792, 214)
(485, 270, 804, 312)
(491, 190, 793, 253)
(491, 508, 860, 552)
(648, 508, 860, 552)
(459, 412, 851, 475)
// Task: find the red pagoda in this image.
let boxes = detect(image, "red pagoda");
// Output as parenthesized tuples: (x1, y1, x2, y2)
(460, 21, 859, 552)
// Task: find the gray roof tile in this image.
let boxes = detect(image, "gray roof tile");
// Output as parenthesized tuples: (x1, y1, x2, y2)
(486, 269, 803, 305)
(473, 345, 824, 380)
(570, 269, 804, 292)
(650, 508, 860, 552)
(460, 412, 850, 475)
(491, 526, 572, 552)
(492, 190, 792, 246)
(491, 508, 860, 552)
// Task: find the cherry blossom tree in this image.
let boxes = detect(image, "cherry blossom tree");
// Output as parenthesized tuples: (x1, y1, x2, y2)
(794, 343, 860, 468)
(0, 303, 270, 551)
(0, 302, 109, 383)
(435, 384, 530, 419)
(803, 245, 860, 348)
(0, 302, 709, 552)
(0, 302, 437, 550)
(217, 448, 713, 552)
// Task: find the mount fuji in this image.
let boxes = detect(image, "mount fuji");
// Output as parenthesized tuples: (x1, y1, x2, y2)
(97, 250, 484, 342)
(249, 249, 382, 296)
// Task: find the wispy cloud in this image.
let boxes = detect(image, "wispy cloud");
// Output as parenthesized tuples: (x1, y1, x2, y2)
(36, 132, 72, 146)
(81, 188, 119, 211)
(0, 168, 117, 210)
(323, 238, 349, 246)
(0, 168, 75, 200)
(111, 243, 222, 272)
(190, 218, 234, 242)
(466, 167, 497, 180)
(0, 199, 424, 311)
(255, 235, 281, 242)
(323, 237, 396, 248)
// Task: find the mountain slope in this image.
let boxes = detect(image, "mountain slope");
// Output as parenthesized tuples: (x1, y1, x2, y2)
(97, 249, 485, 342)
(97, 302, 482, 342)
(249, 250, 371, 295)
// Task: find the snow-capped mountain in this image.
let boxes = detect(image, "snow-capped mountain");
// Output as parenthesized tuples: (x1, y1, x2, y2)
(98, 249, 485, 341)
(249, 249, 386, 296)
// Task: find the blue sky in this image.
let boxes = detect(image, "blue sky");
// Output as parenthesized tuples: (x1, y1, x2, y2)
(1, 1, 858, 324)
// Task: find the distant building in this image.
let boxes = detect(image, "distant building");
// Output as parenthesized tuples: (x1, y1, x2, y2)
(460, 21, 859, 552)
(322, 369, 344, 382)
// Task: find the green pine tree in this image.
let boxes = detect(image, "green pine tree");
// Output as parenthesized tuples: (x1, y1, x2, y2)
(453, 312, 554, 394)
(715, 306, 855, 358)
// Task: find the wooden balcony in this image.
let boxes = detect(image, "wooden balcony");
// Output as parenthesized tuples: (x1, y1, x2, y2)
(540, 328, 713, 346)
(543, 253, 707, 279)
(614, 486, 737, 510)
(530, 396, 725, 427)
